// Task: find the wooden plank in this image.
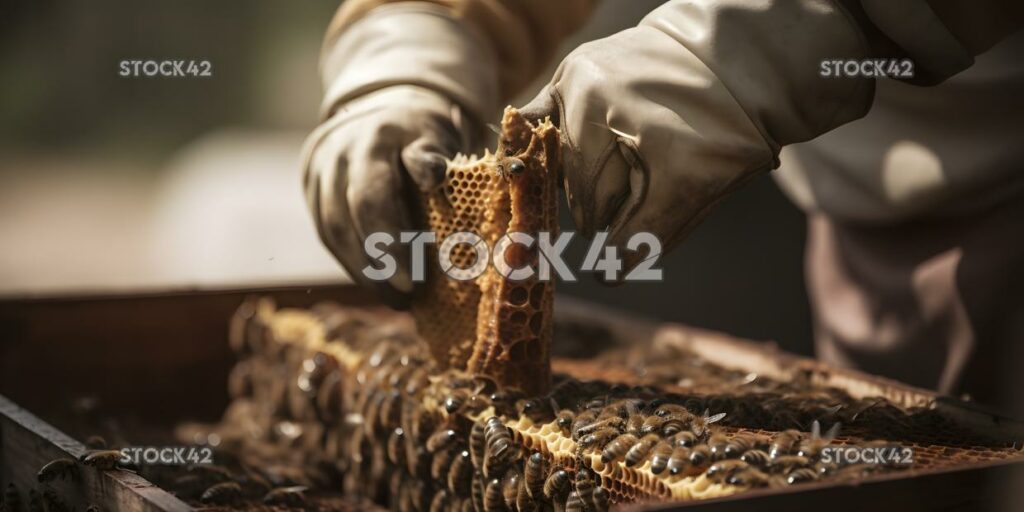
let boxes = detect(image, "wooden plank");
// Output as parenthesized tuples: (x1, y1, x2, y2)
(653, 324, 1024, 442)
(625, 458, 1024, 512)
(0, 284, 364, 422)
(0, 394, 191, 512)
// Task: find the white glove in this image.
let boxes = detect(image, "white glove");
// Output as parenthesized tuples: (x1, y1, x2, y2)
(522, 0, 875, 272)
(302, 4, 499, 307)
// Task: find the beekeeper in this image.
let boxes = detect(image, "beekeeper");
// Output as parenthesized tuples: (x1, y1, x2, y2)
(301, 0, 1024, 416)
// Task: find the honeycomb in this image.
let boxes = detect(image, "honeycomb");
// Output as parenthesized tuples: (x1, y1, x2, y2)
(193, 300, 1023, 512)
(412, 107, 559, 396)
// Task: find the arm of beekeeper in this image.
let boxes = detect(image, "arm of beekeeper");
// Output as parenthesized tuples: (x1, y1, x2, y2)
(520, 0, 1024, 273)
(302, 0, 597, 307)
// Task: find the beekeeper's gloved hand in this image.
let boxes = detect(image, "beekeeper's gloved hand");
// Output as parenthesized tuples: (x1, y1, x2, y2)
(302, 4, 499, 308)
(522, 0, 880, 275)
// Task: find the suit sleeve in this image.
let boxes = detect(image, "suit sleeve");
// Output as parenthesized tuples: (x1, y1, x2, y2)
(323, 0, 597, 100)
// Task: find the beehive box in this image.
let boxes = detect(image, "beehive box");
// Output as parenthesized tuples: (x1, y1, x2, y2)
(1, 285, 1023, 511)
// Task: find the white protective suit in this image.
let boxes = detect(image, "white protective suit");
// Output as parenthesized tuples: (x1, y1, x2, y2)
(301, 0, 1024, 415)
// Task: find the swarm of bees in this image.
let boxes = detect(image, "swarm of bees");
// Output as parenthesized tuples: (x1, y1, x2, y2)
(169, 299, 1024, 512)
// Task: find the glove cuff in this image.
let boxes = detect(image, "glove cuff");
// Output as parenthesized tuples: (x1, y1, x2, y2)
(320, 3, 500, 127)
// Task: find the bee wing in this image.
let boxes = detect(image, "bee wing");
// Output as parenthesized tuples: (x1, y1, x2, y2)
(487, 123, 502, 136)
(706, 412, 727, 424)
(824, 422, 842, 440)
(811, 420, 821, 439)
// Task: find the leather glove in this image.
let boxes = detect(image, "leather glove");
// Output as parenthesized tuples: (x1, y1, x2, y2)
(521, 0, 875, 274)
(302, 3, 499, 308)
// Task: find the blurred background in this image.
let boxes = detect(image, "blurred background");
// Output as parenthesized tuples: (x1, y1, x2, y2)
(0, 0, 813, 355)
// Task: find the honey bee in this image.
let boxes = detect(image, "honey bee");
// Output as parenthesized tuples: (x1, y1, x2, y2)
(689, 410, 727, 437)
(377, 390, 403, 430)
(237, 466, 272, 499)
(430, 489, 451, 512)
(740, 449, 771, 467)
(705, 460, 749, 483)
(543, 468, 570, 500)
(404, 397, 436, 443)
(470, 421, 487, 469)
(188, 464, 233, 483)
(432, 445, 456, 480)
(37, 458, 79, 483)
(707, 433, 731, 460)
(575, 428, 619, 457)
(524, 453, 546, 498)
(625, 434, 660, 467)
(667, 446, 693, 475)
(426, 429, 460, 453)
(484, 420, 517, 478)
(448, 450, 473, 493)
(316, 370, 344, 422)
(387, 428, 406, 466)
(409, 480, 431, 512)
(489, 388, 525, 415)
(362, 391, 387, 436)
(573, 416, 624, 441)
(723, 433, 768, 459)
(555, 410, 575, 433)
(769, 455, 811, 472)
(580, 397, 608, 412)
(484, 478, 506, 512)
(397, 480, 415, 512)
(79, 450, 124, 470)
(786, 467, 819, 485)
(472, 474, 486, 512)
(574, 468, 597, 510)
(601, 433, 638, 463)
(653, 403, 689, 417)
(565, 489, 584, 512)
(832, 463, 877, 481)
(638, 413, 671, 434)
(516, 478, 538, 512)
(403, 366, 430, 395)
(200, 482, 242, 505)
(688, 445, 712, 467)
(727, 467, 772, 487)
(262, 486, 307, 506)
(516, 398, 555, 423)
(671, 430, 698, 447)
(796, 420, 841, 459)
(592, 487, 610, 512)
(443, 389, 471, 414)
(660, 417, 689, 436)
(601, 399, 643, 420)
(814, 460, 838, 476)
(649, 442, 674, 475)
(495, 156, 527, 181)
(769, 429, 804, 459)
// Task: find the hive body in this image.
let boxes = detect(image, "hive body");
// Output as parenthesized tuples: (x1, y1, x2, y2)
(205, 300, 1023, 512)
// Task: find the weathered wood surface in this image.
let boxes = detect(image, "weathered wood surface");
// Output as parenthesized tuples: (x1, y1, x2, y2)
(0, 394, 192, 512)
